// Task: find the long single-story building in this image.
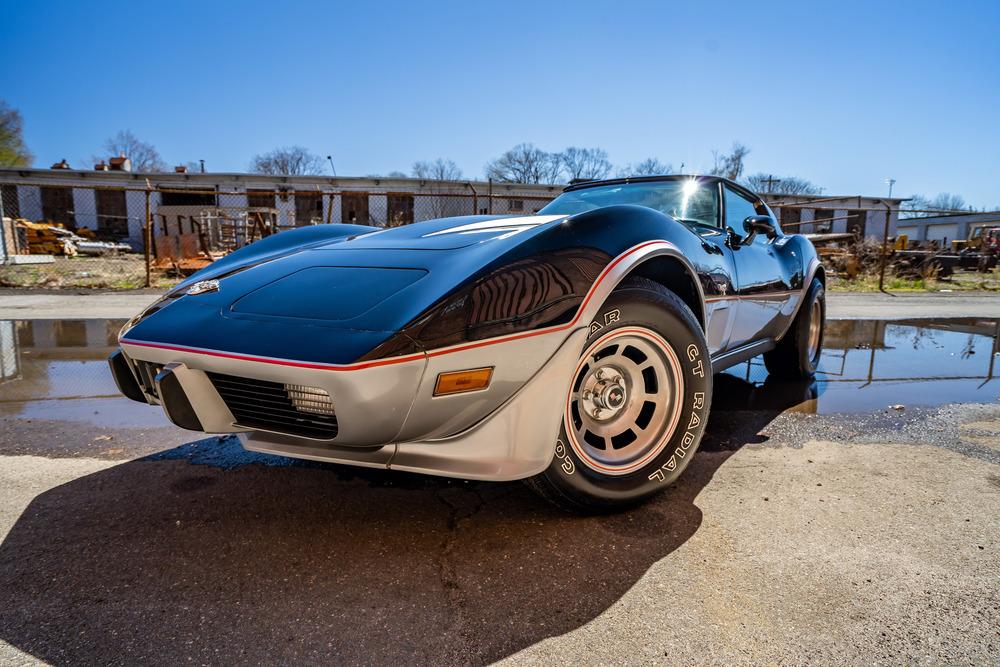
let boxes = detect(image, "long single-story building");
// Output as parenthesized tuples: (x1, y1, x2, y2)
(896, 211, 1000, 245)
(763, 193, 906, 240)
(0, 165, 905, 253)
(0, 167, 562, 251)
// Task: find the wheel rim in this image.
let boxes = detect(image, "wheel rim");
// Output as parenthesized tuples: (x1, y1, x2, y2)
(807, 299, 822, 361)
(565, 327, 684, 476)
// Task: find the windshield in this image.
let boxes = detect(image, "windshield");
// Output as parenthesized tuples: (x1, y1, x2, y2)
(539, 179, 719, 228)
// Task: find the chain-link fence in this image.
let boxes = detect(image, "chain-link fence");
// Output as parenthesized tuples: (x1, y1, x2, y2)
(0, 181, 556, 289)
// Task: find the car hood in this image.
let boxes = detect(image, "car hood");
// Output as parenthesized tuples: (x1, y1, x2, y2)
(121, 214, 569, 365)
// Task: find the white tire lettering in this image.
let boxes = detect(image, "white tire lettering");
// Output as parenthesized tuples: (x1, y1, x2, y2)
(647, 385, 707, 483)
(554, 439, 575, 475)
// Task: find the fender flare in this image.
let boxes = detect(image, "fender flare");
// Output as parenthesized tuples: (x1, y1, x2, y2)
(574, 240, 707, 335)
(775, 256, 822, 342)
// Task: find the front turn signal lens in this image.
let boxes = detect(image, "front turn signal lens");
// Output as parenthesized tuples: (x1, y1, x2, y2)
(434, 367, 493, 396)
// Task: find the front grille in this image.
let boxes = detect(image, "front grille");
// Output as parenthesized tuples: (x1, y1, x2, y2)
(133, 360, 164, 397)
(206, 372, 339, 440)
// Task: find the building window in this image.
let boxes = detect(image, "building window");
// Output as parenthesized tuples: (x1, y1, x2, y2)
(160, 189, 217, 206)
(95, 189, 129, 238)
(387, 194, 415, 227)
(341, 193, 369, 224)
(294, 192, 323, 226)
(247, 190, 275, 209)
(0, 185, 19, 219)
(509, 199, 524, 212)
(812, 208, 834, 234)
(41, 186, 75, 228)
(846, 210, 866, 237)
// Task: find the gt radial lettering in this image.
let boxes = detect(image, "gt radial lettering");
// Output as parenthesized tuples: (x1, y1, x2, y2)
(648, 389, 706, 483)
(687, 343, 704, 378)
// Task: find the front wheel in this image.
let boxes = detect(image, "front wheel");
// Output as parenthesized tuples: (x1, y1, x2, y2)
(525, 279, 712, 512)
(763, 277, 825, 379)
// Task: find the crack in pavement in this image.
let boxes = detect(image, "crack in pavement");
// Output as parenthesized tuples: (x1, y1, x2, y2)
(434, 484, 488, 661)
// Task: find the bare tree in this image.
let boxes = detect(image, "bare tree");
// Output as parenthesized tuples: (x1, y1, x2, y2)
(97, 130, 166, 172)
(744, 172, 822, 195)
(709, 142, 750, 180)
(248, 146, 325, 175)
(902, 193, 969, 217)
(0, 100, 32, 167)
(412, 158, 463, 181)
(558, 147, 612, 181)
(927, 193, 968, 211)
(617, 158, 675, 177)
(485, 143, 562, 184)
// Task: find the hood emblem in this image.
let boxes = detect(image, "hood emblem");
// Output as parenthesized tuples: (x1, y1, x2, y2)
(186, 279, 220, 296)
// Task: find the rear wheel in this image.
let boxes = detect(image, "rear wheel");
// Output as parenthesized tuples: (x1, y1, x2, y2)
(763, 277, 825, 379)
(525, 278, 712, 512)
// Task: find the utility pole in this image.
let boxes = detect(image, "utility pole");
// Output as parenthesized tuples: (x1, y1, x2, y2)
(885, 178, 896, 198)
(762, 174, 782, 193)
(326, 155, 337, 177)
(199, 159, 205, 173)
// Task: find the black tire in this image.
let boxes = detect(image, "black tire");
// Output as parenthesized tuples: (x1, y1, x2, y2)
(525, 278, 712, 513)
(763, 277, 825, 379)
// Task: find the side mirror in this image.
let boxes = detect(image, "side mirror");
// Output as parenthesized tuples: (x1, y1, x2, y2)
(741, 215, 777, 245)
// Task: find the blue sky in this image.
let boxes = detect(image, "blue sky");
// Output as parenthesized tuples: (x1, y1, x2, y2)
(2, 0, 998, 206)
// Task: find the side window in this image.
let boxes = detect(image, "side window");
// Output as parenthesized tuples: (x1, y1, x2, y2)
(666, 181, 720, 230)
(724, 186, 769, 243)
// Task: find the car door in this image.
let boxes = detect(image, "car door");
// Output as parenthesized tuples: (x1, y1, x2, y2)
(671, 182, 738, 357)
(722, 183, 796, 348)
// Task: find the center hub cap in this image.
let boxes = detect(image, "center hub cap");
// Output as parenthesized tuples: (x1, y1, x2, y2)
(581, 366, 628, 420)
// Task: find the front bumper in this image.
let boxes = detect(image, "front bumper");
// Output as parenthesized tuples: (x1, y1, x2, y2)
(110, 327, 586, 481)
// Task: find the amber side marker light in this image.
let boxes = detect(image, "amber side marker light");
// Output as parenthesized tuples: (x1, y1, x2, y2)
(434, 367, 494, 396)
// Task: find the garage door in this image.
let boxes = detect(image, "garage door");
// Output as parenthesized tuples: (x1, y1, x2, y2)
(926, 224, 958, 243)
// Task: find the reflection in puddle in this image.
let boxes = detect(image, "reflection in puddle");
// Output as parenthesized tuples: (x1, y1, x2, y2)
(0, 319, 168, 427)
(0, 318, 997, 425)
(722, 318, 1000, 414)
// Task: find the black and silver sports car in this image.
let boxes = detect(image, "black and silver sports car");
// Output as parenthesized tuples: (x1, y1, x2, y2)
(110, 175, 824, 510)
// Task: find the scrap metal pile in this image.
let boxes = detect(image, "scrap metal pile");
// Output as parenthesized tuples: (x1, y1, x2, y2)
(806, 228, 998, 281)
(12, 220, 132, 257)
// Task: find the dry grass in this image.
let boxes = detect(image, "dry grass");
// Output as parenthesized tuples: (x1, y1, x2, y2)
(829, 270, 1000, 292)
(0, 255, 179, 289)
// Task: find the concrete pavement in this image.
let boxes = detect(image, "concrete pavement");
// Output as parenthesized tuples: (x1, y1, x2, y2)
(1, 400, 998, 664)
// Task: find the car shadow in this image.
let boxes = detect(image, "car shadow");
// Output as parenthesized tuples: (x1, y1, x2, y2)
(0, 372, 816, 665)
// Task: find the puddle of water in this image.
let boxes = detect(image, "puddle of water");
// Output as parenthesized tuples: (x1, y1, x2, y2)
(0, 319, 170, 428)
(0, 318, 997, 426)
(721, 318, 1000, 414)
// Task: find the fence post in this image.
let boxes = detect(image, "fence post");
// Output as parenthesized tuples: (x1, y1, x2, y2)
(877, 200, 891, 293)
(144, 187, 152, 288)
(466, 182, 478, 216)
(0, 187, 7, 264)
(488, 178, 493, 215)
